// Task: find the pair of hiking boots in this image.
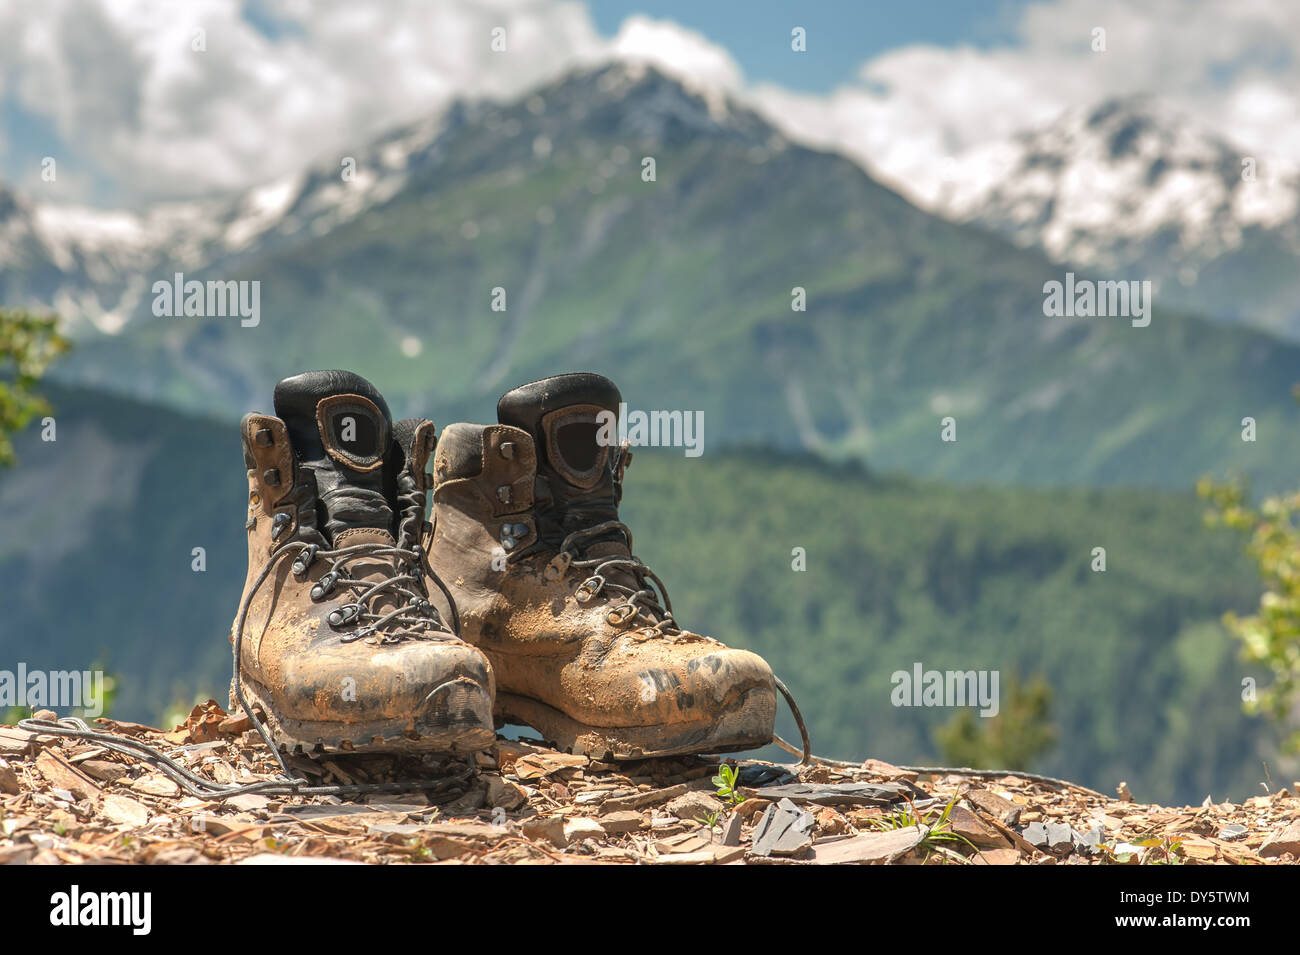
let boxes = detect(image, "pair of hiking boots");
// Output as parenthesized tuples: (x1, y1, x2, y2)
(231, 370, 777, 762)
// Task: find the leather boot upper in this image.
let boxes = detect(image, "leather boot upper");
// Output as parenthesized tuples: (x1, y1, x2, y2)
(428, 373, 774, 733)
(234, 370, 493, 735)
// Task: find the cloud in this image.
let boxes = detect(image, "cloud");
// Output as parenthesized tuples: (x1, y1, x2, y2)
(748, 0, 1300, 209)
(0, 0, 607, 204)
(610, 15, 743, 92)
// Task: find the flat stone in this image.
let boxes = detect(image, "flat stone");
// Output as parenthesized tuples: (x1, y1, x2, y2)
(747, 781, 922, 807)
(665, 791, 725, 822)
(0, 728, 51, 757)
(1074, 825, 1105, 854)
(601, 784, 689, 813)
(512, 752, 588, 781)
(1021, 821, 1049, 846)
(860, 758, 919, 782)
(101, 793, 151, 827)
(1259, 819, 1300, 858)
(599, 811, 645, 834)
(1045, 822, 1075, 848)
(562, 817, 606, 842)
(1218, 824, 1248, 842)
(79, 759, 129, 783)
(35, 750, 100, 801)
(947, 805, 1011, 848)
(807, 826, 927, 864)
(651, 845, 746, 865)
(222, 793, 272, 813)
(130, 774, 181, 798)
(965, 789, 1021, 827)
(486, 775, 527, 811)
(751, 798, 814, 857)
(218, 713, 252, 735)
(971, 848, 1021, 866)
(521, 815, 568, 848)
(722, 812, 743, 847)
(0, 760, 18, 795)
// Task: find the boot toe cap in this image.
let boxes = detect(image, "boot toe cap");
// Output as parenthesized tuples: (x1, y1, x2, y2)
(278, 635, 495, 727)
(572, 641, 776, 730)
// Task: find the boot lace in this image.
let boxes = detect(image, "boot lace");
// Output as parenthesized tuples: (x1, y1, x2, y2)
(236, 471, 459, 648)
(507, 447, 679, 634)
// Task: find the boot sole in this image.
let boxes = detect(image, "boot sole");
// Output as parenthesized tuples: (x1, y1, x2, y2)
(494, 688, 775, 761)
(234, 674, 496, 757)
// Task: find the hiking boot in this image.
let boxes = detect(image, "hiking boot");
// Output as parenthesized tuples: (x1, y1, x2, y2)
(426, 372, 776, 760)
(231, 370, 495, 756)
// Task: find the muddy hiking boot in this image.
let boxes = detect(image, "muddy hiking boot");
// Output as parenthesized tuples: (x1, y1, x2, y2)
(427, 372, 778, 760)
(231, 370, 495, 756)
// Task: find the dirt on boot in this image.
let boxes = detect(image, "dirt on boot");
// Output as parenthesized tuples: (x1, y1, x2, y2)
(427, 372, 776, 760)
(232, 370, 495, 757)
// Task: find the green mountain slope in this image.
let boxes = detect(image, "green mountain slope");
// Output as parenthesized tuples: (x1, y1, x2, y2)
(50, 64, 1300, 493)
(0, 384, 1278, 805)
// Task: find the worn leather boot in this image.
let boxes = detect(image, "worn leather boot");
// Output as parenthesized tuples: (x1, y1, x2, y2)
(232, 370, 495, 755)
(427, 373, 776, 759)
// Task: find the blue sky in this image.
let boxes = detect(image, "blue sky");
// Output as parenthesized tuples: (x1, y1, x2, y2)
(588, 0, 1031, 92)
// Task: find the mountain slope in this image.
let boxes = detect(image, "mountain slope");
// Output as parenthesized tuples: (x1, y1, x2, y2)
(19, 64, 1300, 493)
(946, 97, 1300, 338)
(0, 384, 1281, 805)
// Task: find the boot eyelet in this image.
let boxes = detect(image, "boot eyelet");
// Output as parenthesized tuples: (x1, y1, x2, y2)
(606, 603, 637, 626)
(544, 552, 572, 581)
(340, 625, 374, 644)
(575, 575, 604, 603)
(292, 544, 319, 578)
(327, 603, 362, 628)
(270, 511, 292, 541)
(311, 570, 341, 601)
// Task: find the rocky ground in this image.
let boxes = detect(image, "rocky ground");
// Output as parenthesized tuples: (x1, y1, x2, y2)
(2, 702, 1298, 865)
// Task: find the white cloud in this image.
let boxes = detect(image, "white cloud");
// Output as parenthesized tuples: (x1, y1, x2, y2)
(0, 1, 749, 206)
(610, 15, 743, 92)
(0, 0, 607, 204)
(748, 0, 1300, 209)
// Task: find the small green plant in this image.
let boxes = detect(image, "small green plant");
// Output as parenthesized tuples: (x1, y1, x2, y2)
(0, 307, 69, 467)
(696, 811, 721, 828)
(712, 763, 745, 806)
(869, 794, 978, 860)
(1138, 836, 1185, 866)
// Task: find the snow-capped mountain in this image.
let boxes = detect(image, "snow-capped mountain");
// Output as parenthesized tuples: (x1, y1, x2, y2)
(0, 58, 772, 342)
(0, 104, 456, 336)
(940, 97, 1300, 337)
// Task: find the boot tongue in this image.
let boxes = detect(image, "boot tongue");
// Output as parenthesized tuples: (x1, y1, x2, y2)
(497, 372, 621, 490)
(498, 373, 628, 553)
(273, 370, 396, 545)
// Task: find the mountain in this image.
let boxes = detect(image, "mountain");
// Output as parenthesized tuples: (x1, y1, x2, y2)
(0, 383, 1282, 805)
(943, 97, 1300, 339)
(9, 64, 1300, 494)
